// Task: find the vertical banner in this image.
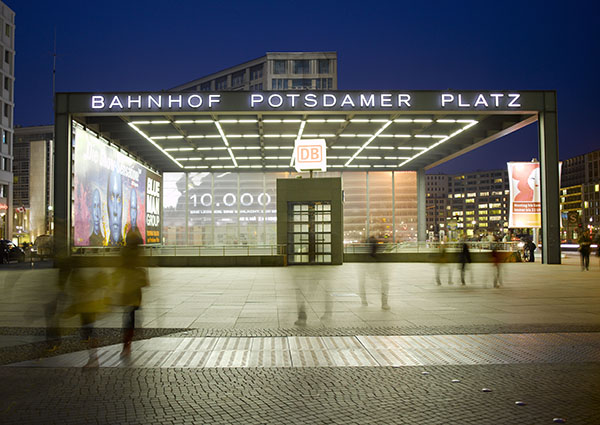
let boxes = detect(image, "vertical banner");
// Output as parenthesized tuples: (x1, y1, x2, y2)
(508, 162, 541, 228)
(72, 123, 162, 246)
(145, 171, 162, 244)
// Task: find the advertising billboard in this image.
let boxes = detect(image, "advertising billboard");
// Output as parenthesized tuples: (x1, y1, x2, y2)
(72, 123, 162, 246)
(508, 162, 541, 228)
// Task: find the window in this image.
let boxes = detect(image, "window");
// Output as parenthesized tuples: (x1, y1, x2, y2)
(4, 50, 9, 64)
(479, 191, 489, 196)
(200, 81, 212, 91)
(291, 79, 312, 89)
(215, 77, 227, 90)
(293, 60, 310, 74)
(494, 178, 503, 183)
(315, 78, 333, 89)
(273, 60, 287, 74)
(465, 198, 474, 204)
(318, 59, 330, 74)
(231, 71, 244, 87)
(4, 24, 9, 38)
(467, 192, 476, 197)
(3, 103, 9, 118)
(2, 130, 6, 144)
(250, 65, 263, 81)
(271, 79, 287, 90)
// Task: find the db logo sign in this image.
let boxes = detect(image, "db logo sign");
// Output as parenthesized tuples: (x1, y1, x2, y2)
(294, 139, 327, 172)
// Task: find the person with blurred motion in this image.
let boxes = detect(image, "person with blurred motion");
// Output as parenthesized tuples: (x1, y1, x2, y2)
(578, 230, 592, 271)
(115, 228, 148, 357)
(62, 262, 111, 367)
(491, 244, 502, 288)
(435, 244, 453, 285)
(459, 242, 471, 286)
(44, 248, 71, 352)
(359, 236, 389, 310)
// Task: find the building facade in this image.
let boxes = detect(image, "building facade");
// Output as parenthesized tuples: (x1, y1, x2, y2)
(171, 52, 337, 92)
(560, 149, 600, 240)
(13, 125, 54, 243)
(426, 170, 509, 240)
(0, 1, 14, 240)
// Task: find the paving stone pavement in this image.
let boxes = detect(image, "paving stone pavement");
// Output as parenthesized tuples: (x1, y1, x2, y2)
(0, 363, 598, 424)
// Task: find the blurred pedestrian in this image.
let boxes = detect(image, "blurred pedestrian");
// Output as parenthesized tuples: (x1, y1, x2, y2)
(578, 230, 592, 271)
(491, 244, 502, 288)
(44, 250, 71, 352)
(459, 242, 471, 286)
(435, 244, 453, 285)
(527, 239, 536, 262)
(115, 228, 148, 357)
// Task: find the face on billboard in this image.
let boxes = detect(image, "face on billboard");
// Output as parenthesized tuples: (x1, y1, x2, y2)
(91, 189, 102, 235)
(72, 123, 162, 246)
(107, 170, 123, 245)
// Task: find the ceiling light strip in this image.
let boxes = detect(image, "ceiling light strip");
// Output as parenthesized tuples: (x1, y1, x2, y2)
(344, 121, 392, 166)
(128, 123, 183, 168)
(398, 120, 477, 168)
(289, 120, 306, 166)
(214, 121, 238, 167)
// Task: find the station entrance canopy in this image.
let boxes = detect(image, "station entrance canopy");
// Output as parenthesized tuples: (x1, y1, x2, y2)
(55, 90, 560, 263)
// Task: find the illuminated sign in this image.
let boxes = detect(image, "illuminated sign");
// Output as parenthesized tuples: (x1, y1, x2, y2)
(87, 91, 526, 113)
(294, 139, 327, 172)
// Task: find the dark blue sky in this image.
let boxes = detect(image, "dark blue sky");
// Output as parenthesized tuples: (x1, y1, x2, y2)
(8, 0, 599, 173)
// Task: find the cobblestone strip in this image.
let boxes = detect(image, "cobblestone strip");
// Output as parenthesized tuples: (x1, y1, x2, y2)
(0, 363, 598, 424)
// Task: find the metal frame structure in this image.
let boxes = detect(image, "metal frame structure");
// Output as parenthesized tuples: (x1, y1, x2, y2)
(55, 90, 560, 263)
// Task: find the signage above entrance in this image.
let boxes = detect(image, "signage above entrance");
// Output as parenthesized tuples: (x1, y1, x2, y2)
(294, 139, 327, 172)
(79, 90, 544, 114)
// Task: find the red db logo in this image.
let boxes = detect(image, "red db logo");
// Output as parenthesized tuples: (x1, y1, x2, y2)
(298, 145, 323, 164)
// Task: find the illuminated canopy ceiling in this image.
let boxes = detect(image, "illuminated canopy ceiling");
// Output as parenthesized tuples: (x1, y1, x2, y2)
(64, 91, 549, 173)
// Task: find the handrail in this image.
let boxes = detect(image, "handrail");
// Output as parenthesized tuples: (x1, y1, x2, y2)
(72, 244, 287, 257)
(343, 241, 523, 254)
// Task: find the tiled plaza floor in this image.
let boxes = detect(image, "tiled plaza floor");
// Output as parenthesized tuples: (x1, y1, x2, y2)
(0, 256, 599, 424)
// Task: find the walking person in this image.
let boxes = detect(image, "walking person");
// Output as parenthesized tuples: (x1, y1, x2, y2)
(116, 228, 149, 357)
(491, 244, 502, 288)
(578, 230, 592, 271)
(459, 242, 471, 286)
(435, 244, 453, 285)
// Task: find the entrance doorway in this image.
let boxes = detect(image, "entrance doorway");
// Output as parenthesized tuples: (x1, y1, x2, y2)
(287, 201, 332, 264)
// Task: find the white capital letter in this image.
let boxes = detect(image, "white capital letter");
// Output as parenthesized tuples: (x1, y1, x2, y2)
(490, 93, 504, 107)
(91, 95, 105, 109)
(304, 94, 317, 108)
(508, 93, 521, 107)
(250, 94, 263, 108)
(209, 95, 221, 108)
(109, 96, 123, 109)
(441, 94, 454, 107)
(458, 94, 470, 107)
(380, 94, 392, 107)
(473, 94, 489, 108)
(268, 94, 283, 108)
(398, 94, 411, 107)
(127, 95, 142, 109)
(323, 94, 336, 107)
(188, 94, 203, 108)
(340, 94, 356, 108)
(360, 94, 374, 108)
(286, 94, 300, 107)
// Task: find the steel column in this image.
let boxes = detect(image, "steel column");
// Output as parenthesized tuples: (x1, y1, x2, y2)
(417, 168, 427, 241)
(538, 92, 561, 264)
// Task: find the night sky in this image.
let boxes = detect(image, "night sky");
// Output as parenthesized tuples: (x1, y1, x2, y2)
(8, 0, 599, 174)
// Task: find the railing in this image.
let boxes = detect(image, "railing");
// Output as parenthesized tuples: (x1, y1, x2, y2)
(72, 244, 287, 257)
(343, 241, 523, 254)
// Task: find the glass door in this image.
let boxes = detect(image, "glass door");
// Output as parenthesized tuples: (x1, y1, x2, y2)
(288, 201, 331, 264)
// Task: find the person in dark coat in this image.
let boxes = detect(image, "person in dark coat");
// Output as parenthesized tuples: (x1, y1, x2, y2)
(578, 230, 592, 271)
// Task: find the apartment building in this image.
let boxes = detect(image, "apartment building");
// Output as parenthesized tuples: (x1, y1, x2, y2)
(171, 52, 337, 92)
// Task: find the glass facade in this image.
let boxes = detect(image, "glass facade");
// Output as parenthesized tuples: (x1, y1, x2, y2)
(162, 171, 417, 245)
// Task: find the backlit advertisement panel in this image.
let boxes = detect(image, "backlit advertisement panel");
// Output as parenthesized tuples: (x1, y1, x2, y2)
(508, 162, 541, 228)
(72, 123, 162, 246)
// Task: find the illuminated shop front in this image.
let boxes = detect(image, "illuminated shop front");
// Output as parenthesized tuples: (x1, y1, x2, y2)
(55, 90, 561, 264)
